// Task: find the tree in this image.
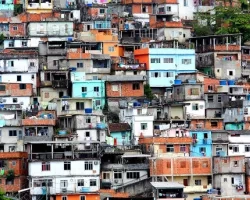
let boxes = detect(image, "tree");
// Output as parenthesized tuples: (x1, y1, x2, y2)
(144, 84, 154, 100)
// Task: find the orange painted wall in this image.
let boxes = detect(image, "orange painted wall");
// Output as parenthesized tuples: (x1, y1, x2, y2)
(134, 48, 149, 70)
(56, 194, 99, 200)
(103, 42, 119, 57)
(132, 4, 153, 14)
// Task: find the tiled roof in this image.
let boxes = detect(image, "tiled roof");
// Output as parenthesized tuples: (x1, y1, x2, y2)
(108, 123, 131, 132)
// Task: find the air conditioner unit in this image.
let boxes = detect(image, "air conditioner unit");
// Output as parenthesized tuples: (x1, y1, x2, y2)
(94, 161, 98, 165)
(61, 188, 67, 193)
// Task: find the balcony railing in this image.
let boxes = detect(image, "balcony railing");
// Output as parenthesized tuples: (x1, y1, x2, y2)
(52, 80, 69, 88)
(4, 119, 22, 126)
(184, 184, 212, 193)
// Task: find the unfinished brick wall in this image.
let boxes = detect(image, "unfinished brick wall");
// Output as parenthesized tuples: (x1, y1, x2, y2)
(150, 157, 212, 176)
(0, 83, 33, 97)
(204, 77, 220, 93)
(106, 82, 144, 97)
(191, 119, 224, 130)
(9, 23, 26, 37)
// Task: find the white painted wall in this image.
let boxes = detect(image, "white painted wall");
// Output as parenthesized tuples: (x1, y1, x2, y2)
(132, 115, 154, 144)
(0, 97, 31, 109)
(3, 39, 41, 48)
(0, 73, 37, 90)
(75, 129, 106, 143)
(29, 160, 100, 176)
(30, 176, 99, 195)
(228, 135, 250, 157)
(0, 58, 38, 73)
(178, 0, 194, 20)
(1, 127, 22, 152)
(185, 100, 205, 118)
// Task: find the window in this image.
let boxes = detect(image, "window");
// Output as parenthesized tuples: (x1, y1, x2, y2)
(62, 197, 67, 200)
(200, 147, 206, 153)
(166, 6, 171, 11)
(19, 84, 26, 90)
(22, 41, 27, 47)
(163, 58, 173, 63)
(8, 61, 14, 67)
(133, 83, 140, 90)
(151, 72, 161, 78)
(64, 162, 71, 170)
(127, 172, 140, 179)
(13, 98, 17, 103)
(233, 161, 238, 167)
(208, 85, 213, 91)
(180, 144, 186, 152)
(94, 87, 99, 92)
(90, 179, 97, 186)
(12, 161, 16, 166)
(229, 70, 234, 76)
(108, 46, 114, 52)
(6, 180, 14, 185)
(85, 132, 90, 137)
(202, 161, 208, 167)
(211, 121, 218, 127)
(195, 180, 201, 185)
(95, 100, 101, 106)
(114, 172, 122, 179)
(80, 196, 85, 200)
(9, 130, 17, 136)
(9, 42, 14, 47)
(0, 85, 5, 91)
(218, 95, 222, 102)
(142, 5, 148, 12)
(231, 177, 234, 185)
(190, 88, 199, 95)
(246, 145, 250, 152)
(112, 84, 119, 91)
(12, 26, 17, 31)
(103, 172, 110, 179)
(92, 76, 98, 80)
(133, 71, 137, 75)
(233, 146, 239, 152)
(76, 102, 85, 110)
(151, 58, 160, 63)
(207, 95, 214, 102)
(77, 179, 84, 186)
(141, 123, 147, 130)
(166, 144, 174, 152)
(53, 60, 58, 66)
(60, 180, 68, 188)
(204, 133, 208, 139)
(77, 63, 83, 68)
(164, 72, 174, 77)
(17, 75, 21, 82)
(99, 8, 105, 13)
(182, 59, 191, 64)
(85, 161, 93, 170)
(42, 162, 50, 171)
(192, 103, 199, 110)
(86, 117, 91, 123)
(30, 62, 34, 67)
(245, 108, 249, 115)
(184, 0, 188, 6)
(224, 178, 227, 182)
(82, 87, 87, 92)
(45, 73, 51, 81)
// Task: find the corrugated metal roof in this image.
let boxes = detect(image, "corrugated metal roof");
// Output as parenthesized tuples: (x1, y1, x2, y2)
(150, 182, 184, 189)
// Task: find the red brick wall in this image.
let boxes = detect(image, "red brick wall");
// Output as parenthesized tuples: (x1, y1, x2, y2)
(9, 23, 26, 37)
(150, 157, 212, 176)
(204, 77, 220, 93)
(191, 119, 224, 130)
(0, 176, 28, 192)
(106, 82, 144, 97)
(0, 83, 33, 96)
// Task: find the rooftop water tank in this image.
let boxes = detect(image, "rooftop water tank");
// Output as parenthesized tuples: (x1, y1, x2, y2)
(219, 80, 227, 86)
(174, 79, 182, 85)
(228, 80, 235, 85)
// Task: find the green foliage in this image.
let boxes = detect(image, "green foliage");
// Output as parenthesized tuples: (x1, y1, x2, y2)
(193, 6, 250, 43)
(6, 170, 14, 181)
(144, 84, 154, 100)
(0, 189, 10, 200)
(14, 4, 23, 16)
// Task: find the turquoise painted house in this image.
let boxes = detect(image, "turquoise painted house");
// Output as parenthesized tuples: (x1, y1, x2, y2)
(190, 130, 212, 157)
(108, 123, 131, 146)
(71, 72, 105, 110)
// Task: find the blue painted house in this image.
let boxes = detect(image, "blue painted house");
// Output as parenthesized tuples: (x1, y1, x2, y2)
(189, 130, 212, 157)
(134, 48, 196, 89)
(71, 72, 105, 110)
(108, 123, 131, 146)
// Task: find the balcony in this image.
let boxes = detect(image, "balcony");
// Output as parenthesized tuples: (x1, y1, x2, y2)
(22, 111, 56, 126)
(52, 80, 69, 88)
(184, 184, 212, 193)
(154, 21, 183, 28)
(112, 63, 146, 71)
(4, 119, 22, 126)
(195, 44, 241, 53)
(85, 50, 102, 54)
(47, 49, 67, 56)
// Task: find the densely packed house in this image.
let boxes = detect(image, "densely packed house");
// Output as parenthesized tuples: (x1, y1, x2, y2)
(0, 0, 250, 200)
